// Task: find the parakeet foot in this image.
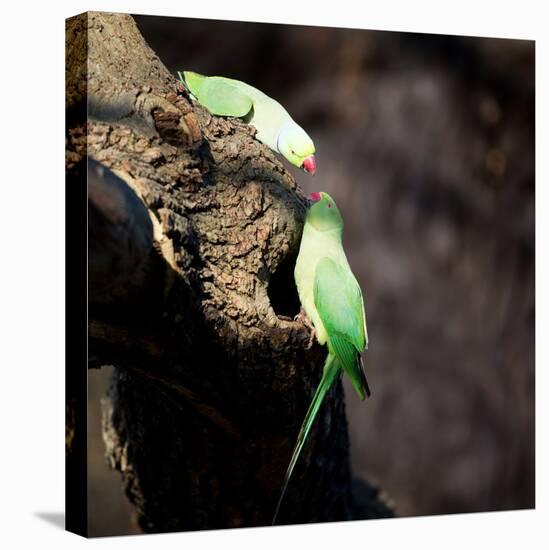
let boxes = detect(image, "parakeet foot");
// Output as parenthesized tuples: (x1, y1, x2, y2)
(293, 307, 307, 323)
(294, 308, 316, 349)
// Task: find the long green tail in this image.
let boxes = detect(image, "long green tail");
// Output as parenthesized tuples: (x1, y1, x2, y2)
(272, 354, 341, 525)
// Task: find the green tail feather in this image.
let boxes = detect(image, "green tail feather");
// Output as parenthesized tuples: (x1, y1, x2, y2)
(359, 355, 371, 398)
(272, 354, 341, 525)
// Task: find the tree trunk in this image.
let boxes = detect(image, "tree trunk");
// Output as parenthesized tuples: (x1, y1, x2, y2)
(66, 11, 392, 532)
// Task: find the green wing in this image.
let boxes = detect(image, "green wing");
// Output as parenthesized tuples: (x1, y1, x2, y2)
(314, 257, 370, 399)
(180, 71, 253, 118)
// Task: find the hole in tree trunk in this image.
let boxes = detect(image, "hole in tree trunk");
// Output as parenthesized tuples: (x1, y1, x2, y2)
(268, 253, 302, 319)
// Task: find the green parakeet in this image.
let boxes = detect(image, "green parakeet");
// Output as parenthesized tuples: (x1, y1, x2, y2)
(272, 191, 370, 524)
(178, 71, 316, 174)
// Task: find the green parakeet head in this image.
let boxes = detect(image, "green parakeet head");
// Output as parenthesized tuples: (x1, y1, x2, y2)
(306, 192, 343, 232)
(277, 122, 316, 174)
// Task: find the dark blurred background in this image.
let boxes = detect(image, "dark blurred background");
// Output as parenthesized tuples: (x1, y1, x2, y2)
(88, 14, 535, 536)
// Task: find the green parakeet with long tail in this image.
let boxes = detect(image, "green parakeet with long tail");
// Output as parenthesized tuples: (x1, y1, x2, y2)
(272, 191, 370, 524)
(178, 71, 316, 174)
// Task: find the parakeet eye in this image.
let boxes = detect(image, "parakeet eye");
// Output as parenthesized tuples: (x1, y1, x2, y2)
(327, 203, 332, 208)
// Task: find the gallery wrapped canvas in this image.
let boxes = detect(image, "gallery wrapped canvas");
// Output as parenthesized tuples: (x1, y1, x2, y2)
(66, 11, 534, 538)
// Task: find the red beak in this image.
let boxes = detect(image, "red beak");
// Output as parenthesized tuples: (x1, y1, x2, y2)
(302, 155, 316, 175)
(308, 192, 322, 202)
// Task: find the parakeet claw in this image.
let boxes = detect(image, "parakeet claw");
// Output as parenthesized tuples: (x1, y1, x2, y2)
(306, 329, 317, 349)
(294, 308, 316, 348)
(293, 307, 307, 323)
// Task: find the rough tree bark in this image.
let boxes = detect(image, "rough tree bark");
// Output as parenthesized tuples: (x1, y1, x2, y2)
(67, 11, 392, 532)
